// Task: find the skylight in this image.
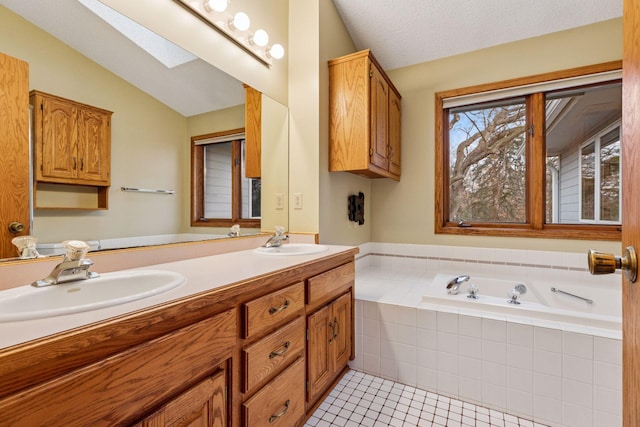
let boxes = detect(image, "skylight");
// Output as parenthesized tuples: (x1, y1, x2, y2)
(77, 0, 197, 68)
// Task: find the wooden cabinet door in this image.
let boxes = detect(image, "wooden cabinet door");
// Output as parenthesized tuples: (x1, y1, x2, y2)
(40, 95, 78, 180)
(329, 292, 352, 374)
(370, 64, 389, 171)
(244, 85, 261, 179)
(388, 89, 402, 178)
(307, 292, 353, 403)
(306, 304, 331, 403)
(77, 106, 110, 184)
(135, 369, 227, 427)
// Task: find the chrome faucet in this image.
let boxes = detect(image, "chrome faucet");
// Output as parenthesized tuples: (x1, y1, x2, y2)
(262, 226, 289, 248)
(31, 240, 99, 287)
(447, 275, 470, 295)
(507, 283, 527, 305)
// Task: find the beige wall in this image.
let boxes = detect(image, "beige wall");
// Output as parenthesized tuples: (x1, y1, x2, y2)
(371, 18, 623, 253)
(0, 6, 189, 244)
(317, 0, 372, 245)
(288, 0, 321, 234)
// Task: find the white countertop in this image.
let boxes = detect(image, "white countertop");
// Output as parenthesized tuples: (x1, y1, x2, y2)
(0, 244, 355, 350)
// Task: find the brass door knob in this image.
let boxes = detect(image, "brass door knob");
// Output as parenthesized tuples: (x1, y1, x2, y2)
(8, 222, 25, 234)
(588, 246, 638, 283)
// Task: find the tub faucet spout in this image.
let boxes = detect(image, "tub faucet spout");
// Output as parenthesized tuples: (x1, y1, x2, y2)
(447, 275, 470, 295)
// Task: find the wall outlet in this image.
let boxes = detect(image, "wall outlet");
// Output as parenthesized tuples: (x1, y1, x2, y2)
(275, 193, 284, 210)
(294, 193, 303, 209)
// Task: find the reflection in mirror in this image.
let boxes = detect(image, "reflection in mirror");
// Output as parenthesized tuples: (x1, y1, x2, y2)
(191, 129, 261, 228)
(0, 0, 288, 261)
(545, 82, 622, 225)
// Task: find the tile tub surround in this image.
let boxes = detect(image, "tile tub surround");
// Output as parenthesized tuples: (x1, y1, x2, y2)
(350, 243, 622, 427)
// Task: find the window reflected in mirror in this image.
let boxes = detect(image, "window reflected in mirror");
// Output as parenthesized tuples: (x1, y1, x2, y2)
(191, 129, 261, 228)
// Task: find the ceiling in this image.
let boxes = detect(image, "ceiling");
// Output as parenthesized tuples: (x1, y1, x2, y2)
(1, 0, 622, 116)
(332, 0, 622, 70)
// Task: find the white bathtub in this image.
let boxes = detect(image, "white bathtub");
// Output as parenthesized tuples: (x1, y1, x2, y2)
(423, 273, 622, 336)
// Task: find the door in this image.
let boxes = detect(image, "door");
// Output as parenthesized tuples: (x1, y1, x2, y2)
(77, 106, 110, 183)
(330, 292, 352, 373)
(306, 304, 331, 402)
(623, 0, 640, 424)
(40, 94, 77, 181)
(0, 53, 30, 259)
(370, 63, 389, 171)
(134, 369, 227, 427)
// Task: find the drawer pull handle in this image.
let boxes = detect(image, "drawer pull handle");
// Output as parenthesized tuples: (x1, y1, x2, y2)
(269, 399, 290, 423)
(328, 321, 335, 344)
(333, 317, 340, 340)
(269, 299, 290, 315)
(269, 341, 291, 359)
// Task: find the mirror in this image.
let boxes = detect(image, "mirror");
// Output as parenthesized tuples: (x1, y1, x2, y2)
(0, 0, 288, 260)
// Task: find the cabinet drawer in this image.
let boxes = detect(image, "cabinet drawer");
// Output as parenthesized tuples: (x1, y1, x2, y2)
(242, 357, 305, 427)
(243, 316, 305, 394)
(243, 282, 304, 339)
(307, 262, 354, 306)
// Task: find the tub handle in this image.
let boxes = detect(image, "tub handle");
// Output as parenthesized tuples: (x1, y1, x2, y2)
(588, 246, 637, 283)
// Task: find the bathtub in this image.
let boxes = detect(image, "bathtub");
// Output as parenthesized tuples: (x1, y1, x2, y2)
(424, 273, 621, 336)
(351, 246, 623, 426)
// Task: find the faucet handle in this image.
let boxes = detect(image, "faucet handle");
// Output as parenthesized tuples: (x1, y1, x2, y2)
(62, 240, 90, 261)
(275, 225, 285, 236)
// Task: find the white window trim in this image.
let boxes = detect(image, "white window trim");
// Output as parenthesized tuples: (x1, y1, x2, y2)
(578, 120, 622, 224)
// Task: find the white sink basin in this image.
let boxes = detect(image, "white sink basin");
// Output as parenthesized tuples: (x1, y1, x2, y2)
(254, 243, 329, 256)
(0, 270, 185, 322)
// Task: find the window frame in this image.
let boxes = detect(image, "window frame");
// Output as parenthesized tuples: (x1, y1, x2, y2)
(191, 127, 261, 228)
(434, 61, 622, 241)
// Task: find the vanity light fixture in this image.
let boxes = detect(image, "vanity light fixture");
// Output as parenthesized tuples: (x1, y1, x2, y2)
(174, 0, 285, 66)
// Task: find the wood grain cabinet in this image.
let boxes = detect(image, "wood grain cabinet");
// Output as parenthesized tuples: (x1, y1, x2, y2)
(134, 370, 227, 427)
(0, 250, 358, 427)
(244, 84, 261, 179)
(307, 292, 352, 404)
(305, 262, 355, 407)
(0, 308, 236, 426)
(329, 49, 402, 180)
(30, 90, 112, 186)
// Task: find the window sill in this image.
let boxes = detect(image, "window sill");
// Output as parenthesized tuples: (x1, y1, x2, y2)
(436, 223, 621, 241)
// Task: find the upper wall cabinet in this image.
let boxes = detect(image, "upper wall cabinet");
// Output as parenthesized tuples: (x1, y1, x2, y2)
(329, 49, 402, 181)
(30, 91, 112, 187)
(244, 85, 261, 179)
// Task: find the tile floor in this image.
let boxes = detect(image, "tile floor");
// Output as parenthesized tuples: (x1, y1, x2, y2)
(304, 370, 548, 427)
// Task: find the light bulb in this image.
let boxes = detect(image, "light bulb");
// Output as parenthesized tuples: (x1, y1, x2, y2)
(203, 0, 228, 13)
(269, 43, 285, 59)
(251, 29, 269, 47)
(232, 12, 250, 31)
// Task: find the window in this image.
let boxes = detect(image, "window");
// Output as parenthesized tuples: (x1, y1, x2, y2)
(435, 61, 622, 240)
(191, 128, 261, 228)
(579, 123, 621, 224)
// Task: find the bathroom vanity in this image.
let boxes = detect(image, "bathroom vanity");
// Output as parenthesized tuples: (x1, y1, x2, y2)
(0, 245, 357, 426)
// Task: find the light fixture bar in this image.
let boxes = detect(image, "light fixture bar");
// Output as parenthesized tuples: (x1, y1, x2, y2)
(173, 0, 284, 66)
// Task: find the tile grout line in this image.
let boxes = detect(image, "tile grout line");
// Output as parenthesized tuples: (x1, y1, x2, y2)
(304, 370, 548, 427)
